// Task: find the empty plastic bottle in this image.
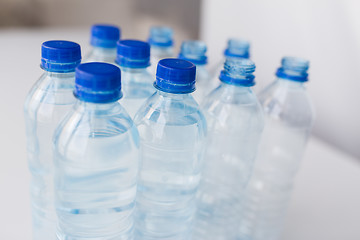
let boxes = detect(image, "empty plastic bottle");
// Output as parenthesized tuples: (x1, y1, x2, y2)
(178, 40, 212, 103)
(24, 40, 81, 240)
(148, 26, 174, 76)
(134, 58, 207, 240)
(238, 57, 315, 240)
(193, 58, 264, 240)
(53, 62, 139, 240)
(116, 39, 155, 117)
(84, 24, 120, 63)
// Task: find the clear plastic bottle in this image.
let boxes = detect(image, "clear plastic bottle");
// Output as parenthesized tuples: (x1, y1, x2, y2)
(24, 40, 81, 240)
(133, 58, 207, 240)
(116, 39, 155, 118)
(193, 58, 264, 240)
(53, 62, 139, 240)
(210, 39, 250, 87)
(178, 40, 212, 103)
(147, 26, 174, 76)
(83, 24, 120, 63)
(238, 57, 315, 240)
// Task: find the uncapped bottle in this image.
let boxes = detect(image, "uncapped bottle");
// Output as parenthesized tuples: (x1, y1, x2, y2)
(194, 58, 264, 240)
(238, 57, 315, 240)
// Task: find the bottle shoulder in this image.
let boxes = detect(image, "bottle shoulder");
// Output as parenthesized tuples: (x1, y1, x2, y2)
(24, 72, 75, 118)
(134, 92, 206, 128)
(54, 102, 138, 147)
(203, 85, 264, 129)
(259, 80, 315, 128)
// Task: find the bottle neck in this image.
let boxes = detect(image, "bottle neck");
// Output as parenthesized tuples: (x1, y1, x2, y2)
(151, 45, 173, 52)
(44, 71, 75, 79)
(277, 77, 306, 89)
(90, 46, 117, 60)
(43, 71, 75, 90)
(220, 81, 252, 93)
(91, 46, 117, 53)
(121, 67, 148, 73)
(74, 100, 119, 112)
(157, 90, 192, 100)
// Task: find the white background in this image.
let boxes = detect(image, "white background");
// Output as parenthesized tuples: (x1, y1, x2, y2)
(201, 0, 360, 159)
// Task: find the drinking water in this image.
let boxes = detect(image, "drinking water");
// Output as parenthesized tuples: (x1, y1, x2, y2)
(24, 40, 81, 240)
(53, 62, 139, 239)
(238, 57, 315, 240)
(178, 40, 212, 103)
(133, 58, 207, 239)
(148, 26, 174, 76)
(83, 24, 120, 63)
(193, 58, 264, 240)
(116, 39, 155, 117)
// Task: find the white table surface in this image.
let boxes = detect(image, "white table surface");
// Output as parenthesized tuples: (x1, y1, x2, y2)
(1, 28, 359, 239)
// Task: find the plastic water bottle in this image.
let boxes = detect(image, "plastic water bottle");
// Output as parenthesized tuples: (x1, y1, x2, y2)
(178, 40, 212, 103)
(116, 39, 155, 117)
(53, 62, 139, 239)
(238, 57, 315, 240)
(83, 24, 120, 63)
(148, 26, 174, 76)
(193, 58, 264, 240)
(133, 58, 207, 239)
(24, 40, 81, 240)
(210, 39, 250, 86)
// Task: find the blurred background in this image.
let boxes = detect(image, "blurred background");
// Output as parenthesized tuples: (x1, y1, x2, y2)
(0, 0, 359, 239)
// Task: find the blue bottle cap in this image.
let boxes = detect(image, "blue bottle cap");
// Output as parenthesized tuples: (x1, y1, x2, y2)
(41, 40, 81, 73)
(116, 39, 150, 68)
(219, 58, 256, 86)
(224, 38, 250, 59)
(154, 58, 196, 94)
(148, 26, 174, 47)
(178, 40, 208, 65)
(74, 62, 122, 103)
(276, 57, 309, 82)
(90, 24, 121, 48)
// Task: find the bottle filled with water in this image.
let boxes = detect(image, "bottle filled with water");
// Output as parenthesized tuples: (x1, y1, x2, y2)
(148, 26, 174, 76)
(178, 40, 212, 103)
(24, 40, 81, 240)
(193, 58, 264, 240)
(83, 24, 120, 63)
(238, 57, 315, 240)
(133, 58, 207, 239)
(116, 39, 155, 117)
(53, 62, 139, 239)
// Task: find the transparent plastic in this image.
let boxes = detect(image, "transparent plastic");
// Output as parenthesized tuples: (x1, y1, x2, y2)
(210, 39, 250, 91)
(238, 78, 315, 240)
(192, 64, 213, 104)
(120, 67, 155, 118)
(53, 100, 139, 240)
(148, 46, 174, 76)
(133, 90, 207, 239)
(193, 82, 264, 240)
(24, 71, 76, 240)
(83, 47, 117, 64)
